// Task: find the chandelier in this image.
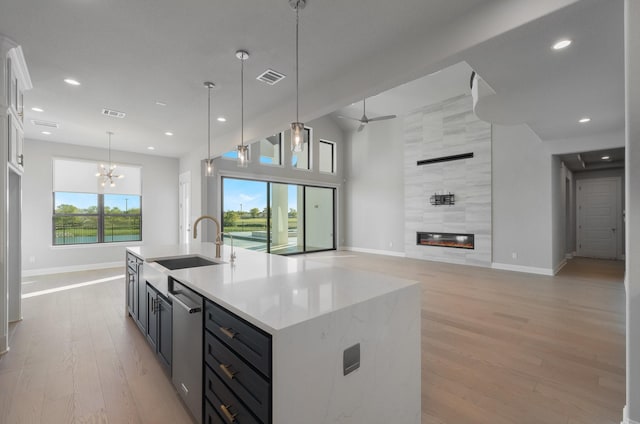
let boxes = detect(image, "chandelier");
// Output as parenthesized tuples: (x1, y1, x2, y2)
(96, 131, 123, 187)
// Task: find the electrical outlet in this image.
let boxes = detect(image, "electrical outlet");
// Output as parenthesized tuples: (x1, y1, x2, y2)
(29, 256, 36, 264)
(511, 252, 518, 260)
(389, 242, 393, 248)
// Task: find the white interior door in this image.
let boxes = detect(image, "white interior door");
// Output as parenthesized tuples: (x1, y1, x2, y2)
(179, 172, 191, 244)
(576, 177, 621, 259)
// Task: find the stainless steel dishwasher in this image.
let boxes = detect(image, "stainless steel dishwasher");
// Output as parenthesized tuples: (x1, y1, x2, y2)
(169, 279, 203, 424)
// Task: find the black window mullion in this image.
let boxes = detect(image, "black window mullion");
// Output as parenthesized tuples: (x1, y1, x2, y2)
(98, 194, 105, 242)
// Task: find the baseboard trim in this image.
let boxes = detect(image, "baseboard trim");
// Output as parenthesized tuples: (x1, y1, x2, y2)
(341, 246, 406, 258)
(621, 405, 640, 424)
(491, 262, 554, 276)
(22, 261, 123, 277)
(554, 258, 568, 275)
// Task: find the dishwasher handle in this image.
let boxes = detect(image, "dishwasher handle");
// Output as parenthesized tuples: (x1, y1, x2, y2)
(169, 292, 202, 314)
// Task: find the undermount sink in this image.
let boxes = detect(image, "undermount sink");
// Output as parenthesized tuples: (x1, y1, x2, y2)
(153, 255, 221, 270)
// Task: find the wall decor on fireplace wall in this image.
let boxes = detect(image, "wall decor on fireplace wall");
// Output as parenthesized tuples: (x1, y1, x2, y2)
(416, 152, 474, 166)
(430, 193, 455, 206)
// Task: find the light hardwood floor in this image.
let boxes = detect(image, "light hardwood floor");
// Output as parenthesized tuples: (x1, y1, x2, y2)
(0, 253, 625, 424)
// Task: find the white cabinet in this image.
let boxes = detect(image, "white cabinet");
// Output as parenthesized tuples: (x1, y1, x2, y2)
(4, 43, 30, 174)
(7, 114, 24, 171)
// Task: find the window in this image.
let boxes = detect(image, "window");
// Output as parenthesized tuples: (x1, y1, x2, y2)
(259, 133, 282, 166)
(222, 145, 251, 161)
(52, 158, 142, 245)
(319, 140, 335, 173)
(291, 127, 311, 170)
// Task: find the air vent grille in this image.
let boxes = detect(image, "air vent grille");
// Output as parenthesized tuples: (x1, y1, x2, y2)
(102, 108, 126, 119)
(30, 119, 60, 128)
(256, 69, 286, 85)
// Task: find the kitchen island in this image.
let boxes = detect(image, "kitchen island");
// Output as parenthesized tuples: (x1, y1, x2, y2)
(126, 242, 421, 424)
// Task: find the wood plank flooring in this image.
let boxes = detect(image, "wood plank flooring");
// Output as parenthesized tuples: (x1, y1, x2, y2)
(0, 254, 626, 424)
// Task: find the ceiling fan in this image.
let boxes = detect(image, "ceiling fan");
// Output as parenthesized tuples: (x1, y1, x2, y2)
(338, 98, 397, 131)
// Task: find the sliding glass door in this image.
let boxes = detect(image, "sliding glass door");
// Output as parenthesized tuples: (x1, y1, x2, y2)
(304, 186, 335, 252)
(221, 177, 335, 255)
(221, 178, 268, 252)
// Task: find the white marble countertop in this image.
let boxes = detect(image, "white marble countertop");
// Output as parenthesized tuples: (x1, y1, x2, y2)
(128, 243, 418, 334)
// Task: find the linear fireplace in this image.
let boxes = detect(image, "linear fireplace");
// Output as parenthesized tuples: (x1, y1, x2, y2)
(416, 232, 474, 249)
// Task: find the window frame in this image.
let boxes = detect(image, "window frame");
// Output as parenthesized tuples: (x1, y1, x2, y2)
(259, 133, 284, 167)
(318, 139, 336, 174)
(52, 192, 143, 246)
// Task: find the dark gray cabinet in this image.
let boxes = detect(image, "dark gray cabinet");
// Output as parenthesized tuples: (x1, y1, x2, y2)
(146, 283, 172, 373)
(204, 299, 272, 423)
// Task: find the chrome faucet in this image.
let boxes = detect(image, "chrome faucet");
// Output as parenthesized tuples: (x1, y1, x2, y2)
(220, 232, 236, 264)
(193, 215, 222, 258)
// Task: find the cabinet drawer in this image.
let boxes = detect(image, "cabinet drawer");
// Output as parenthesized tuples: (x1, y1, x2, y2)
(205, 300, 271, 377)
(204, 398, 225, 424)
(205, 332, 270, 423)
(205, 364, 262, 424)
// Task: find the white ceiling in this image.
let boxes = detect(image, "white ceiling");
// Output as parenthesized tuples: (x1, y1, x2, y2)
(332, 0, 624, 143)
(464, 0, 624, 141)
(1, 0, 606, 159)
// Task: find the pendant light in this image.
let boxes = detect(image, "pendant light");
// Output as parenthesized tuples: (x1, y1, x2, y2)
(236, 50, 250, 168)
(96, 131, 123, 187)
(290, 0, 307, 152)
(204, 81, 216, 176)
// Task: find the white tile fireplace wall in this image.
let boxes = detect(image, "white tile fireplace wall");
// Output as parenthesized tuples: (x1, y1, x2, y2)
(404, 94, 492, 266)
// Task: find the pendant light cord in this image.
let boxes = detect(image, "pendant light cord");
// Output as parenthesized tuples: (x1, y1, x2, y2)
(207, 84, 212, 161)
(296, 3, 300, 122)
(241, 54, 244, 148)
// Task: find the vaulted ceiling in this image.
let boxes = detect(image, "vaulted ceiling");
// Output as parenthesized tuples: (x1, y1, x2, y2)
(0, 0, 595, 158)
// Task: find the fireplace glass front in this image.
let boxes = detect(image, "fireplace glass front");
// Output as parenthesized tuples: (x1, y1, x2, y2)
(416, 232, 474, 249)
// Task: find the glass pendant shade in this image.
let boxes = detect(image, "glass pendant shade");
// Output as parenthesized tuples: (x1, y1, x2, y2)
(291, 122, 304, 152)
(237, 145, 249, 168)
(204, 158, 214, 176)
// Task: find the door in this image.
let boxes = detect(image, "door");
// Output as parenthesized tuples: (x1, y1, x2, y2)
(576, 177, 622, 259)
(179, 172, 191, 244)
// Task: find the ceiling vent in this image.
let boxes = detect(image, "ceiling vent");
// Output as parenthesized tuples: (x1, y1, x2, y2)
(256, 69, 286, 85)
(30, 119, 60, 128)
(102, 108, 126, 119)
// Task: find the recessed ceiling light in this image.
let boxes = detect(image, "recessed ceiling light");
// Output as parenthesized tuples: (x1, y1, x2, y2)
(147, 146, 155, 150)
(41, 131, 52, 135)
(64, 78, 81, 86)
(579, 117, 591, 123)
(552, 39, 572, 50)
(165, 131, 173, 136)
(31, 107, 44, 112)
(217, 117, 227, 122)
(155, 101, 167, 106)
(601, 155, 611, 160)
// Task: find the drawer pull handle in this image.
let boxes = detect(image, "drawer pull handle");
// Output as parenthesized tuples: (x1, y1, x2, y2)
(219, 363, 237, 380)
(220, 327, 237, 339)
(220, 404, 237, 423)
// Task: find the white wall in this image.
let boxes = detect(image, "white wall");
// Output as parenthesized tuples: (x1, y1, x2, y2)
(344, 118, 405, 255)
(624, 0, 640, 421)
(492, 124, 554, 272)
(22, 139, 179, 273)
